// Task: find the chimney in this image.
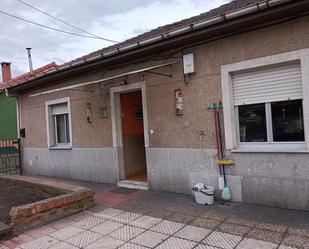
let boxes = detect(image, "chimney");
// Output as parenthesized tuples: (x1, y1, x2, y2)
(1, 62, 12, 82)
(26, 48, 33, 73)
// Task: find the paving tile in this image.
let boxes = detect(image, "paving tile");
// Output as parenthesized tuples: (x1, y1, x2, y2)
(155, 237, 196, 249)
(66, 230, 103, 248)
(94, 208, 123, 219)
(111, 211, 142, 224)
(201, 210, 231, 221)
(236, 238, 277, 249)
(217, 222, 251, 237)
(287, 227, 309, 238)
(226, 217, 255, 227)
(166, 213, 195, 224)
(48, 241, 79, 249)
(1, 239, 21, 249)
(118, 242, 149, 249)
(9, 234, 34, 245)
(278, 246, 298, 249)
(19, 236, 60, 249)
(255, 223, 287, 233)
(203, 232, 241, 249)
(84, 236, 124, 249)
(190, 217, 222, 230)
(24, 226, 57, 239)
(50, 225, 84, 241)
(151, 220, 185, 235)
(49, 218, 74, 229)
(91, 220, 124, 235)
(109, 225, 145, 241)
(0, 244, 10, 249)
(246, 228, 283, 244)
(1, 239, 25, 249)
(73, 216, 105, 229)
(129, 215, 162, 229)
(281, 234, 309, 249)
(68, 212, 92, 222)
(144, 209, 173, 219)
(195, 244, 223, 249)
(175, 225, 211, 242)
(131, 230, 168, 248)
(86, 205, 108, 214)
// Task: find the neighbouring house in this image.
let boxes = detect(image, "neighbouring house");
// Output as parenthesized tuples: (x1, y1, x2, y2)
(6, 0, 309, 211)
(0, 62, 58, 140)
(0, 62, 17, 139)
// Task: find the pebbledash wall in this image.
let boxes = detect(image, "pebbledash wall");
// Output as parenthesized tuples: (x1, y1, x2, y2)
(21, 15, 309, 211)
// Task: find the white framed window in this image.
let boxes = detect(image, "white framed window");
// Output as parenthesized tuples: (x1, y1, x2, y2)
(221, 49, 309, 152)
(45, 97, 72, 149)
(236, 100, 305, 149)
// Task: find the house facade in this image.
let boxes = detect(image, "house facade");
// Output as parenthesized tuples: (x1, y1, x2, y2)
(8, 0, 309, 211)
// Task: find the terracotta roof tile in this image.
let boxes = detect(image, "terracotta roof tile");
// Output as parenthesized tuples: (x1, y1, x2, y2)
(0, 62, 58, 89)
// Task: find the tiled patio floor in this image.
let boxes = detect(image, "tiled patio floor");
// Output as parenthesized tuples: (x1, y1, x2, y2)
(1, 177, 309, 249)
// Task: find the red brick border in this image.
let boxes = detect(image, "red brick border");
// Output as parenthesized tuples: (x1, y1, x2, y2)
(0, 175, 94, 235)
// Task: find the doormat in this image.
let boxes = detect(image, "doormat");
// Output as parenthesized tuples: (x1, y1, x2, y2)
(110, 187, 138, 194)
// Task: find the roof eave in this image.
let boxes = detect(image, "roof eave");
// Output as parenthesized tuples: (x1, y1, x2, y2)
(8, 0, 309, 94)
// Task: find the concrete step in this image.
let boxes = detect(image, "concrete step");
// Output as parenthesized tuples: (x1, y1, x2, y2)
(117, 180, 149, 190)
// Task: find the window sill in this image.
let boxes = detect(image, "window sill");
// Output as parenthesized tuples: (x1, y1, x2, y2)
(231, 148, 309, 154)
(49, 145, 72, 150)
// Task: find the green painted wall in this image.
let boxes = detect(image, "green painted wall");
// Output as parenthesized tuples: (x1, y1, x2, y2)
(0, 92, 17, 139)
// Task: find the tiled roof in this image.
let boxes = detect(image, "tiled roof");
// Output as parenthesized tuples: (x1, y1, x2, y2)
(65, 0, 264, 65)
(0, 62, 58, 90)
(6, 0, 276, 90)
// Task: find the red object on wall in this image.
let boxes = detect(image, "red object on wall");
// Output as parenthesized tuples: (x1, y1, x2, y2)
(1, 62, 12, 82)
(120, 91, 144, 136)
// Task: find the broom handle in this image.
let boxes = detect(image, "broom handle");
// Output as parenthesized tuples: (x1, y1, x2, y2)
(217, 106, 226, 185)
(213, 104, 222, 176)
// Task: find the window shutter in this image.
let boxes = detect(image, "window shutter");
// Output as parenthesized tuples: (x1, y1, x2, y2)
(52, 103, 68, 115)
(232, 63, 303, 106)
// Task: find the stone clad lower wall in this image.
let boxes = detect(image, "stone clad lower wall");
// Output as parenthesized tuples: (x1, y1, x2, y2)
(227, 152, 309, 211)
(22, 147, 309, 211)
(146, 148, 243, 203)
(146, 148, 309, 211)
(23, 147, 119, 184)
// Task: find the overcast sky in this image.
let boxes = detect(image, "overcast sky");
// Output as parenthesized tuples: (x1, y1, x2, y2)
(0, 0, 229, 79)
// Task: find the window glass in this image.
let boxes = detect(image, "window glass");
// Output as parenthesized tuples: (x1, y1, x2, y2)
(238, 104, 267, 142)
(55, 113, 70, 144)
(272, 100, 304, 142)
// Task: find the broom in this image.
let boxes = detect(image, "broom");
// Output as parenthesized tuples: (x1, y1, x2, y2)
(216, 103, 231, 201)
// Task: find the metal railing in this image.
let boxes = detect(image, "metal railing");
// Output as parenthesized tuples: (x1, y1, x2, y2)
(0, 139, 21, 174)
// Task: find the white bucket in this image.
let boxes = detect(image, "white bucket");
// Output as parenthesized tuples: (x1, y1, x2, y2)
(192, 183, 215, 205)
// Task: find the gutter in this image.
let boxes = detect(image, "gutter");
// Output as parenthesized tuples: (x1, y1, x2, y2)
(7, 0, 294, 90)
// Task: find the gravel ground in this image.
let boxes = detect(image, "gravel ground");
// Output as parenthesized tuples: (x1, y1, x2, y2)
(0, 179, 59, 224)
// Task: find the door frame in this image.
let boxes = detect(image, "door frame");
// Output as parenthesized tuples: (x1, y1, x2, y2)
(110, 81, 149, 182)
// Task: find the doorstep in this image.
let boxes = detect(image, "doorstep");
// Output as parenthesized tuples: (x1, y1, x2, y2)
(117, 180, 149, 190)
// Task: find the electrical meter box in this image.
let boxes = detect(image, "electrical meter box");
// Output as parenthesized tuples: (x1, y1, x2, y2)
(183, 53, 195, 74)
